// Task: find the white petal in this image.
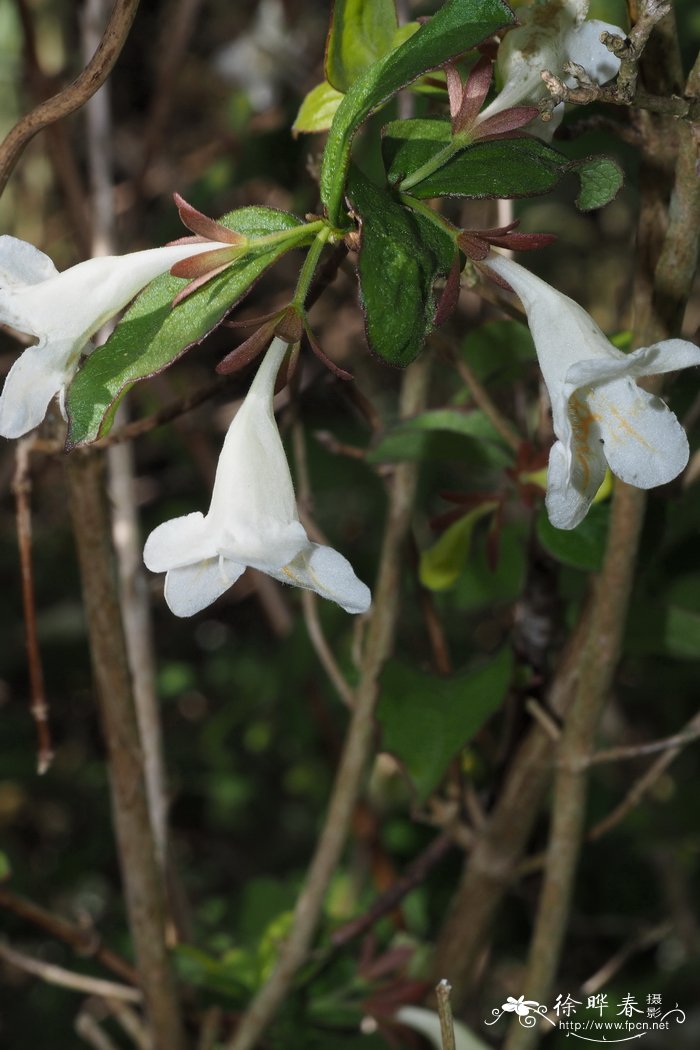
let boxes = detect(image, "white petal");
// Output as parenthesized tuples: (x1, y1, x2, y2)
(223, 518, 308, 572)
(590, 377, 690, 488)
(143, 512, 217, 572)
(0, 342, 70, 439)
(270, 542, 371, 614)
(546, 435, 607, 529)
(566, 19, 622, 85)
(564, 339, 700, 393)
(163, 557, 243, 617)
(0, 235, 58, 289)
(208, 337, 299, 535)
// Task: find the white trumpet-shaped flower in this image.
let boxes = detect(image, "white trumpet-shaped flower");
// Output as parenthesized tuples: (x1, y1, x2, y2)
(478, 0, 623, 134)
(0, 235, 234, 439)
(487, 254, 700, 529)
(143, 337, 371, 617)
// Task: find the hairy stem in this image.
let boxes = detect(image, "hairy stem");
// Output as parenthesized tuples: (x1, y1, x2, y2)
(65, 450, 186, 1050)
(226, 355, 432, 1050)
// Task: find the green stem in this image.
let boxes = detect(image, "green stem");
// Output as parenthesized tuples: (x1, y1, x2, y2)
(292, 225, 332, 308)
(398, 192, 459, 239)
(251, 219, 325, 253)
(399, 140, 461, 193)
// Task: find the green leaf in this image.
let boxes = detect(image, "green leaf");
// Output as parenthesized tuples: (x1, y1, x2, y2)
(384, 123, 570, 199)
(454, 521, 527, 610)
(293, 80, 344, 134)
(377, 649, 512, 800)
(382, 120, 624, 207)
(367, 409, 511, 467)
(536, 503, 609, 571)
(320, 0, 514, 224)
(66, 207, 305, 447)
(348, 168, 456, 367)
(571, 155, 624, 211)
(420, 502, 498, 591)
(461, 319, 536, 386)
(326, 0, 398, 93)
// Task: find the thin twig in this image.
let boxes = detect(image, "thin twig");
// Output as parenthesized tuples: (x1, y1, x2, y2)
(226, 354, 432, 1050)
(301, 591, 356, 709)
(0, 942, 142, 1002)
(0, 885, 139, 985)
(576, 723, 700, 768)
(0, 0, 141, 198)
(75, 1011, 122, 1050)
(104, 1000, 152, 1050)
(292, 414, 356, 708)
(435, 979, 456, 1050)
(580, 922, 672, 996)
(525, 699, 561, 742)
(12, 437, 53, 774)
(589, 709, 700, 841)
(331, 833, 453, 947)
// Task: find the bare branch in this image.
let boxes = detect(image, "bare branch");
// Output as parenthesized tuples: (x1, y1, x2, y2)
(12, 437, 53, 774)
(0, 885, 139, 985)
(0, 0, 141, 198)
(0, 942, 142, 1002)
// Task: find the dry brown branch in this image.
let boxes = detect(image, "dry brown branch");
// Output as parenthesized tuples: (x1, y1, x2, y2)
(0, 0, 141, 198)
(226, 354, 433, 1050)
(539, 0, 697, 118)
(65, 450, 186, 1050)
(0, 942, 142, 1002)
(589, 709, 700, 841)
(578, 723, 700, 767)
(12, 437, 53, 774)
(0, 885, 139, 985)
(436, 980, 456, 1050)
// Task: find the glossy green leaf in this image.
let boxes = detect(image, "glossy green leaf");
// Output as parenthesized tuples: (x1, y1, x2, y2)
(348, 168, 456, 366)
(571, 155, 624, 211)
(320, 0, 514, 224)
(66, 207, 306, 447)
(420, 502, 498, 591)
(293, 80, 344, 134)
(326, 0, 398, 93)
(536, 503, 609, 571)
(377, 649, 512, 800)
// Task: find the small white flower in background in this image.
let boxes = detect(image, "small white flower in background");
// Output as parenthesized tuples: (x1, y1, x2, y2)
(487, 254, 700, 530)
(396, 1005, 492, 1050)
(214, 0, 304, 112)
(478, 0, 623, 135)
(0, 235, 235, 439)
(143, 336, 371, 617)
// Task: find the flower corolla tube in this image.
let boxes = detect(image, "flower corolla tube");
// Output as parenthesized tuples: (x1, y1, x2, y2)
(487, 254, 700, 530)
(0, 235, 233, 439)
(143, 337, 371, 617)
(478, 0, 623, 132)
